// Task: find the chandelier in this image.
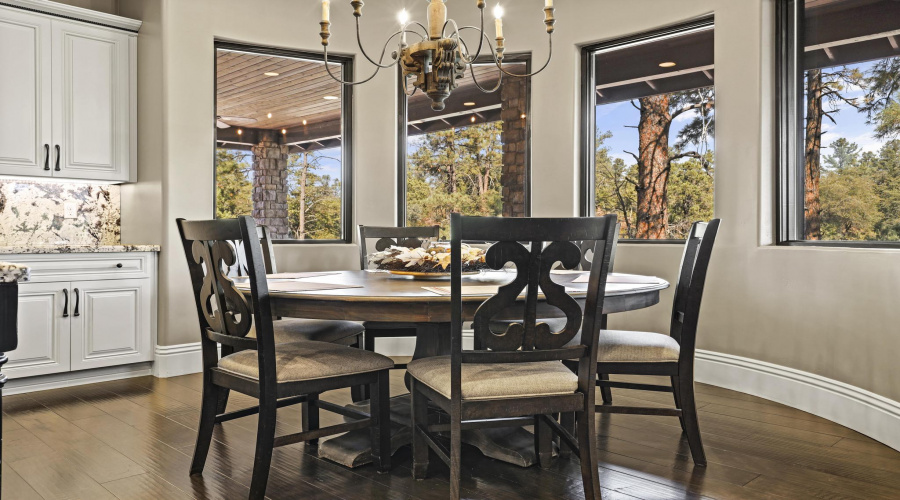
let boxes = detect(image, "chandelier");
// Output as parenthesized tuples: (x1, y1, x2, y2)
(318, 0, 556, 111)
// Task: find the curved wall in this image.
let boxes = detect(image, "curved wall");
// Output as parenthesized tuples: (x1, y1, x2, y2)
(116, 0, 900, 448)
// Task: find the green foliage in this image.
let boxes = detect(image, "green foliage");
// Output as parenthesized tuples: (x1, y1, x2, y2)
(406, 122, 504, 237)
(215, 149, 253, 219)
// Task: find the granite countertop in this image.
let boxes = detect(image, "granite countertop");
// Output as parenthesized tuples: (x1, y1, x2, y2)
(0, 244, 160, 255)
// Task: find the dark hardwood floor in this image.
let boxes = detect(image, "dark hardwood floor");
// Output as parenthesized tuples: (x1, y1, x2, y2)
(3, 365, 899, 499)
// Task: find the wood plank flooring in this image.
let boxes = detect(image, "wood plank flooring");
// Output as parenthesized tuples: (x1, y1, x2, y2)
(2, 369, 899, 499)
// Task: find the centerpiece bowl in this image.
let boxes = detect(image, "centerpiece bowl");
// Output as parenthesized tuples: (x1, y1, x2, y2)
(368, 243, 489, 280)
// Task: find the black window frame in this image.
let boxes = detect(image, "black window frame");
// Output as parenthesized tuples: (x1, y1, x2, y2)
(396, 53, 533, 227)
(213, 40, 354, 245)
(579, 18, 716, 244)
(776, 0, 900, 249)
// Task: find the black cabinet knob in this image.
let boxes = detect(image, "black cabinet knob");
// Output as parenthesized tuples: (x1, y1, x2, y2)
(116, 263, 123, 268)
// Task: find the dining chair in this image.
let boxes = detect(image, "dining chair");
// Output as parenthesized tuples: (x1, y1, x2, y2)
(357, 224, 440, 371)
(581, 219, 720, 466)
(177, 216, 393, 500)
(225, 224, 367, 406)
(408, 213, 618, 500)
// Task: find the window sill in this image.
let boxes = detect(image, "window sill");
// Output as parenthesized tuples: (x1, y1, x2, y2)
(776, 241, 900, 250)
(273, 240, 354, 245)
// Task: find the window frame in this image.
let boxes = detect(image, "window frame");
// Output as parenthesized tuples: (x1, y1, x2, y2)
(775, 0, 900, 249)
(579, 17, 715, 243)
(396, 53, 533, 227)
(212, 40, 354, 245)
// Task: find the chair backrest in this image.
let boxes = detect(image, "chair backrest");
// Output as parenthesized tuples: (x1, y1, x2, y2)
(450, 213, 618, 397)
(576, 222, 621, 271)
(176, 217, 277, 373)
(228, 225, 278, 277)
(669, 219, 720, 369)
(357, 224, 440, 270)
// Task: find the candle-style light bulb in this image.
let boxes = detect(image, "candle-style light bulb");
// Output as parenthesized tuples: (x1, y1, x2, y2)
(493, 4, 504, 39)
(322, 0, 330, 22)
(545, 0, 553, 8)
(398, 8, 409, 46)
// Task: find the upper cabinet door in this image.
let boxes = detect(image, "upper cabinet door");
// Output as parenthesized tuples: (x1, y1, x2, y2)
(52, 20, 130, 181)
(0, 8, 52, 177)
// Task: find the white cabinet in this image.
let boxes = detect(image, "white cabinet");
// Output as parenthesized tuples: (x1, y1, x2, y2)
(0, 3, 138, 182)
(5, 282, 69, 377)
(5, 253, 156, 379)
(0, 9, 52, 178)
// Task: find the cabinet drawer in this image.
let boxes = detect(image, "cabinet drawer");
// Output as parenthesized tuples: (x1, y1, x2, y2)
(8, 253, 152, 282)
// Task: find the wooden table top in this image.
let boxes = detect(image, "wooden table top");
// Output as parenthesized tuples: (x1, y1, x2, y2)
(255, 270, 669, 323)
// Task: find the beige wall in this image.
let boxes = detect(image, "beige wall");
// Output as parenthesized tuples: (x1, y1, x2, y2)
(117, 0, 899, 403)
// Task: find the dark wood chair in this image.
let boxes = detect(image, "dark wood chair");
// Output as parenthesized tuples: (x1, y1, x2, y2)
(583, 219, 720, 466)
(224, 224, 367, 406)
(177, 216, 393, 500)
(357, 224, 440, 370)
(408, 213, 618, 500)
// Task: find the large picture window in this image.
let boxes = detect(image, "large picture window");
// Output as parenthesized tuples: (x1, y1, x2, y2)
(581, 20, 715, 240)
(398, 57, 531, 236)
(778, 0, 900, 245)
(214, 42, 352, 242)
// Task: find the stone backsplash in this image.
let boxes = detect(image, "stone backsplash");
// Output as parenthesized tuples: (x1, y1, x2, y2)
(0, 181, 120, 246)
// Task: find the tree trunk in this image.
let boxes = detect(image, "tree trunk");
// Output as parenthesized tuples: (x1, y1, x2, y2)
(804, 69, 824, 240)
(298, 152, 308, 240)
(636, 94, 672, 239)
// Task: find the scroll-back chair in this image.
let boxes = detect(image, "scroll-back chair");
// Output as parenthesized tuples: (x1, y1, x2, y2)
(408, 214, 618, 500)
(357, 224, 440, 370)
(587, 219, 720, 466)
(177, 216, 393, 500)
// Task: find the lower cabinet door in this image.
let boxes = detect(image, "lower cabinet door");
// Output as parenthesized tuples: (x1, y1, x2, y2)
(70, 278, 152, 370)
(6, 282, 71, 377)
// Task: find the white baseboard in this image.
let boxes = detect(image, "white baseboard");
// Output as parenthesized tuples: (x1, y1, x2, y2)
(152, 342, 212, 378)
(4, 363, 152, 395)
(695, 350, 900, 452)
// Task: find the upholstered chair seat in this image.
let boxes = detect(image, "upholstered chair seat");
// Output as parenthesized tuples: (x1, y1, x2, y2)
(597, 330, 680, 363)
(217, 341, 394, 383)
(407, 356, 578, 401)
(248, 319, 364, 345)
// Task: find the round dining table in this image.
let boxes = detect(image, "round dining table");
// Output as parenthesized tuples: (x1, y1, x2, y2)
(264, 269, 669, 363)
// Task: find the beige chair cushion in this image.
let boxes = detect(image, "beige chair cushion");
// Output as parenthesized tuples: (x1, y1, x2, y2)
(248, 319, 364, 345)
(598, 330, 680, 363)
(218, 341, 393, 382)
(407, 356, 579, 401)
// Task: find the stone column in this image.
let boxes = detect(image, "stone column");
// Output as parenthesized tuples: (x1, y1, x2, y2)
(251, 130, 291, 239)
(500, 77, 528, 218)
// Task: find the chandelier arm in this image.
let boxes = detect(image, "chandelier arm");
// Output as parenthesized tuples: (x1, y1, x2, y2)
(494, 34, 554, 78)
(456, 37, 502, 93)
(323, 46, 384, 86)
(457, 6, 486, 64)
(355, 18, 406, 69)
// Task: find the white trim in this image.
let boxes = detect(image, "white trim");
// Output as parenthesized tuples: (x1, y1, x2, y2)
(0, 0, 142, 32)
(3, 362, 151, 395)
(152, 342, 214, 378)
(696, 350, 900, 452)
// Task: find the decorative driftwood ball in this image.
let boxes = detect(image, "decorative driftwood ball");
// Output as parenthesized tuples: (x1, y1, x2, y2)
(368, 244, 489, 274)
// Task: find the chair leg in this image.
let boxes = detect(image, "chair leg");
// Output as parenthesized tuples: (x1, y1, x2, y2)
(350, 335, 366, 403)
(410, 380, 429, 480)
(534, 415, 553, 469)
(369, 370, 392, 473)
(302, 393, 320, 447)
(675, 375, 707, 466)
(249, 397, 277, 500)
(450, 413, 462, 500)
(598, 373, 613, 405)
(559, 411, 576, 459)
(671, 376, 687, 433)
(575, 406, 601, 500)
(362, 333, 376, 401)
(190, 377, 221, 475)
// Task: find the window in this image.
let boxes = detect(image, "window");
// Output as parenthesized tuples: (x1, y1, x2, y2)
(398, 57, 531, 236)
(581, 19, 715, 240)
(778, 0, 900, 245)
(214, 42, 352, 243)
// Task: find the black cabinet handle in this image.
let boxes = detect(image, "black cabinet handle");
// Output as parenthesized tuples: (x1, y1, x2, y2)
(73, 288, 80, 317)
(116, 263, 123, 268)
(44, 144, 50, 170)
(54, 145, 60, 171)
(62, 288, 69, 318)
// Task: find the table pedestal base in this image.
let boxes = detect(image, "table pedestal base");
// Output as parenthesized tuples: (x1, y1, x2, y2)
(318, 394, 551, 469)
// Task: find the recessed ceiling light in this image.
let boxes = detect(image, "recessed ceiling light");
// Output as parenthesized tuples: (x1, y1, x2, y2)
(464, 102, 476, 106)
(302, 119, 308, 125)
(658, 61, 676, 68)
(237, 129, 243, 135)
(264, 71, 280, 76)
(267, 112, 272, 119)
(323, 95, 339, 100)
(470, 116, 476, 123)
(281, 129, 287, 134)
